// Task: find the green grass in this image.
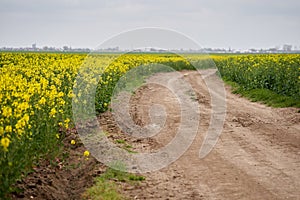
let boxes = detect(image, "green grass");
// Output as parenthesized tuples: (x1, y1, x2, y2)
(115, 139, 126, 144)
(81, 179, 123, 200)
(114, 139, 137, 153)
(101, 167, 145, 182)
(226, 81, 300, 108)
(82, 165, 145, 200)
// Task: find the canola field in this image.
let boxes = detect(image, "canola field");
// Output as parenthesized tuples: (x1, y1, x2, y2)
(0, 52, 299, 196)
(214, 54, 300, 99)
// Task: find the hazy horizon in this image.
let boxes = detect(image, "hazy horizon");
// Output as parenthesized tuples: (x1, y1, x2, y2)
(1, 0, 300, 50)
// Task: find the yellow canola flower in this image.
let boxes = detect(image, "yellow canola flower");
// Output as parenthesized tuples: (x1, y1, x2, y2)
(2, 107, 12, 118)
(0, 127, 4, 136)
(58, 92, 64, 97)
(71, 140, 76, 145)
(16, 119, 26, 130)
(50, 108, 57, 117)
(5, 126, 12, 133)
(64, 118, 70, 128)
(23, 114, 29, 123)
(83, 150, 90, 157)
(39, 97, 46, 105)
(1, 137, 10, 151)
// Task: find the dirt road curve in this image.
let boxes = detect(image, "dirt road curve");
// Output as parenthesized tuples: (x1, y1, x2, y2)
(104, 70, 300, 200)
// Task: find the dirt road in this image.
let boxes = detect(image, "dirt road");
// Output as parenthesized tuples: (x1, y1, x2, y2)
(101, 70, 300, 199)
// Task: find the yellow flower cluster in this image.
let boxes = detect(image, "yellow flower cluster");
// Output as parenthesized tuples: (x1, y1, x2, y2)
(1, 137, 10, 152)
(0, 53, 81, 152)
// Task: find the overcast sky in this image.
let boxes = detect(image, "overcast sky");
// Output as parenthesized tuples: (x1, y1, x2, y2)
(1, 0, 299, 49)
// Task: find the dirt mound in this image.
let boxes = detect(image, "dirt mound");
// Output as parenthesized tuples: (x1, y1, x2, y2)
(10, 129, 105, 200)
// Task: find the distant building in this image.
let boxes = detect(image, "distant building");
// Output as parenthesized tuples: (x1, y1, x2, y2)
(283, 44, 292, 52)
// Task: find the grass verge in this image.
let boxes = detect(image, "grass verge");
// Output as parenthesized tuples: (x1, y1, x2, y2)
(82, 167, 145, 200)
(226, 81, 300, 108)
